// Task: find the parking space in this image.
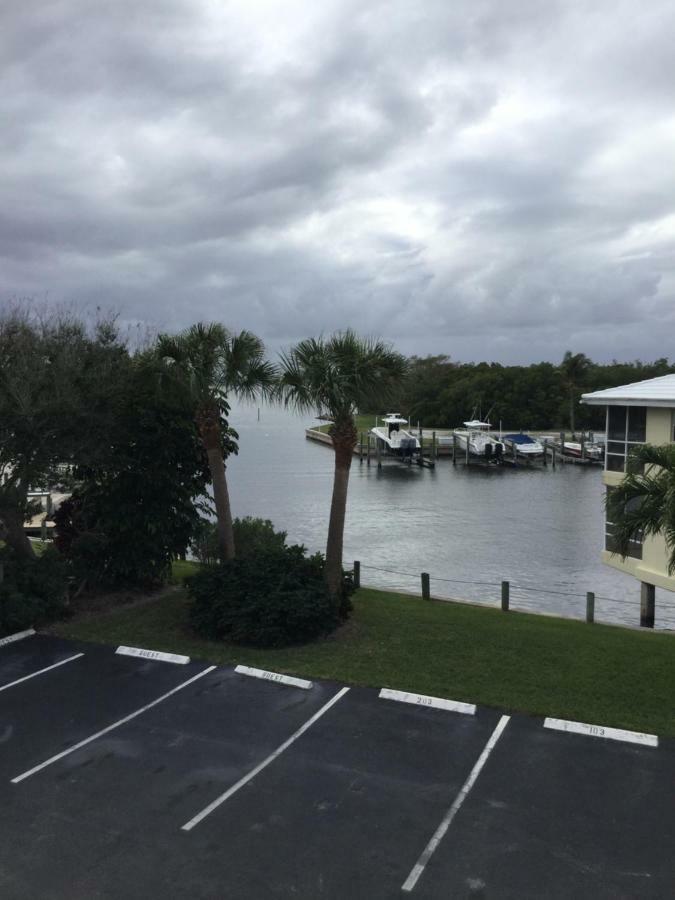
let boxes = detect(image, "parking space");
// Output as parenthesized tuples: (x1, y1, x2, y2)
(0, 636, 211, 781)
(416, 714, 675, 899)
(0, 634, 672, 899)
(0, 632, 83, 692)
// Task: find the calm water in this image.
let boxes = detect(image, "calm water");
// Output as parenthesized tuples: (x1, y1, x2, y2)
(226, 402, 675, 631)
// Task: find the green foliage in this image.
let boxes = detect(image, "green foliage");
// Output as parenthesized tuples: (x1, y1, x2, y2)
(53, 353, 210, 590)
(606, 443, 675, 573)
(400, 354, 675, 430)
(187, 543, 354, 647)
(0, 305, 127, 558)
(192, 517, 287, 566)
(0, 546, 69, 636)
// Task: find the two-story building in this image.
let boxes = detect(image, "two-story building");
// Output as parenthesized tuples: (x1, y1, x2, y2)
(582, 374, 675, 627)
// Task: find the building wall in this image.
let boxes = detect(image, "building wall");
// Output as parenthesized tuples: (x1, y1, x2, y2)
(602, 406, 675, 591)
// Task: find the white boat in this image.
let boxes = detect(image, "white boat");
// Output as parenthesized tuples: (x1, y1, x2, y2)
(539, 436, 604, 460)
(501, 433, 545, 458)
(370, 414, 421, 460)
(453, 420, 505, 461)
(561, 441, 603, 460)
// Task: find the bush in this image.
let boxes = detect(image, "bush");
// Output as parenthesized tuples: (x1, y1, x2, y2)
(187, 542, 354, 648)
(0, 546, 69, 637)
(191, 516, 287, 565)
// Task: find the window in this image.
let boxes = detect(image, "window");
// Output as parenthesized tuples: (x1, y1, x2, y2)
(605, 405, 646, 473)
(605, 487, 643, 559)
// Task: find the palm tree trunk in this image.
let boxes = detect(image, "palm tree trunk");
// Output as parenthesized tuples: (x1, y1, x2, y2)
(325, 421, 357, 600)
(206, 445, 235, 560)
(197, 409, 235, 561)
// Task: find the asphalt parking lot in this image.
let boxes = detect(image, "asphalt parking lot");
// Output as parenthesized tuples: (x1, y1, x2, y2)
(0, 632, 672, 899)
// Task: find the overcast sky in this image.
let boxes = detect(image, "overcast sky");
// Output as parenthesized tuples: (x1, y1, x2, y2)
(2, 0, 674, 363)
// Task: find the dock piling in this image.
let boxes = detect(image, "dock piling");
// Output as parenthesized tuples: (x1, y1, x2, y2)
(354, 560, 361, 589)
(501, 580, 510, 612)
(640, 582, 655, 628)
(421, 572, 430, 601)
(586, 591, 595, 623)
(452, 433, 457, 465)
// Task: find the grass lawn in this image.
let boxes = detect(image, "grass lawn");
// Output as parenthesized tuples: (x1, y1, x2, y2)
(51, 585, 675, 737)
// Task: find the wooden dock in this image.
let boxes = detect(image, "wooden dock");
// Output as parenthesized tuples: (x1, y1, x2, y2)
(305, 428, 436, 468)
(305, 427, 604, 470)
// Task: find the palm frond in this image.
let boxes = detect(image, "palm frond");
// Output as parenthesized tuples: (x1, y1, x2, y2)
(276, 330, 407, 423)
(606, 442, 675, 571)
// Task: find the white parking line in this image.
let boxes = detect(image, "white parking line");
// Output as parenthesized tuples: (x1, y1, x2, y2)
(235, 664, 312, 690)
(379, 688, 475, 716)
(116, 646, 190, 665)
(0, 629, 36, 648)
(11, 665, 216, 784)
(402, 715, 511, 893)
(0, 653, 84, 693)
(181, 686, 350, 832)
(544, 717, 658, 748)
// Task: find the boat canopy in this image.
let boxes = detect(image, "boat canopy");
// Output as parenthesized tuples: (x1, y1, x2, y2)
(382, 413, 409, 424)
(462, 420, 491, 429)
(503, 433, 536, 445)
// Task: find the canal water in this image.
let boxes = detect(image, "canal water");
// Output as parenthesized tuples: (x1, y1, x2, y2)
(226, 402, 675, 631)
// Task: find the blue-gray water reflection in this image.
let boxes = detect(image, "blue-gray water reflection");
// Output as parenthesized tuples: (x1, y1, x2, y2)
(226, 402, 675, 630)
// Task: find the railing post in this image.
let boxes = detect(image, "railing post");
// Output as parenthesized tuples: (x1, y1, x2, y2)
(586, 591, 595, 624)
(421, 572, 430, 601)
(41, 521, 47, 542)
(353, 560, 361, 589)
(501, 580, 510, 611)
(640, 582, 655, 628)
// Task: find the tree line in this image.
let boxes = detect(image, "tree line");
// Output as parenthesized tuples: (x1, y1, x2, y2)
(398, 352, 675, 432)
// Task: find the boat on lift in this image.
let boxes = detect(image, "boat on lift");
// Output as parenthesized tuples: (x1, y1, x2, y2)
(370, 414, 421, 462)
(453, 420, 505, 462)
(501, 433, 545, 459)
(561, 441, 603, 460)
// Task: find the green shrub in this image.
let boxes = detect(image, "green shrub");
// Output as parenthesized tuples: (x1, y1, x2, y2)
(191, 516, 287, 565)
(187, 543, 354, 648)
(0, 546, 69, 636)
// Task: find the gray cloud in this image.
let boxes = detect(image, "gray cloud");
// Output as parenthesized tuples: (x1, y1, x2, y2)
(1, 0, 674, 363)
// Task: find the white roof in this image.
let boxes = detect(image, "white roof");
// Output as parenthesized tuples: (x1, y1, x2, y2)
(382, 413, 408, 423)
(582, 374, 675, 407)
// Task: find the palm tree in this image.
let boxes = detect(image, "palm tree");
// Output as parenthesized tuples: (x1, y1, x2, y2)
(277, 331, 408, 599)
(560, 351, 592, 434)
(606, 443, 675, 572)
(157, 323, 276, 560)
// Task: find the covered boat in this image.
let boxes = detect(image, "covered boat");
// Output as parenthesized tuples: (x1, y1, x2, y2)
(502, 433, 545, 458)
